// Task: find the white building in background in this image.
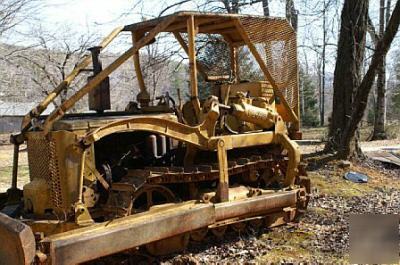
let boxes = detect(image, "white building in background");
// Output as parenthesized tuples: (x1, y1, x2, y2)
(0, 101, 54, 133)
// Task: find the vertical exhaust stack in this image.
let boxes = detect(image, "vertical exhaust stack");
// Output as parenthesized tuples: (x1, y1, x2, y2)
(88, 46, 111, 113)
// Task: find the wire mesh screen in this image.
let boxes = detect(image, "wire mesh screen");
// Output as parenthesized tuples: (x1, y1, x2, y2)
(196, 34, 231, 77)
(237, 45, 263, 81)
(26, 133, 62, 208)
(195, 33, 231, 100)
(239, 17, 299, 114)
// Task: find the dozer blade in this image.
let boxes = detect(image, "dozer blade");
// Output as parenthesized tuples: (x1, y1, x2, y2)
(0, 212, 36, 265)
(41, 202, 215, 265)
(40, 190, 300, 265)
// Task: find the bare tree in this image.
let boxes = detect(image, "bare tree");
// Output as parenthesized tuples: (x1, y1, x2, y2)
(326, 0, 369, 157)
(296, 0, 341, 127)
(262, 0, 270, 16)
(369, 0, 391, 140)
(12, 26, 98, 107)
(0, 0, 43, 109)
(0, 0, 42, 65)
(141, 36, 175, 101)
(328, 0, 400, 158)
(0, 0, 40, 36)
(285, 0, 298, 30)
(320, 0, 327, 126)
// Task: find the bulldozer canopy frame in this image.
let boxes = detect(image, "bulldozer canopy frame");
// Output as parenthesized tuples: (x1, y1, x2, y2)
(21, 11, 299, 134)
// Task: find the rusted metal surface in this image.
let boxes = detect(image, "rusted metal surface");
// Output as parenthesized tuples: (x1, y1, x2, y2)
(216, 139, 229, 202)
(106, 184, 177, 216)
(11, 143, 19, 189)
(40, 189, 301, 264)
(146, 233, 190, 256)
(87, 46, 111, 113)
(214, 190, 298, 221)
(0, 213, 36, 265)
(199, 185, 261, 203)
(0, 11, 309, 264)
(145, 155, 284, 184)
(41, 202, 214, 265)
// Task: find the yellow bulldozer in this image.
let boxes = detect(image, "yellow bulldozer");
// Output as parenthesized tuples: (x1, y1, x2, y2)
(0, 12, 309, 264)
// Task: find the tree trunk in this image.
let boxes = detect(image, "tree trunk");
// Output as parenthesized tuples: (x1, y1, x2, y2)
(300, 73, 305, 117)
(231, 0, 239, 14)
(372, 0, 390, 140)
(326, 0, 369, 157)
(320, 0, 327, 126)
(285, 0, 298, 31)
(317, 57, 322, 125)
(372, 57, 387, 139)
(262, 0, 270, 16)
(339, 0, 400, 158)
(223, 0, 240, 14)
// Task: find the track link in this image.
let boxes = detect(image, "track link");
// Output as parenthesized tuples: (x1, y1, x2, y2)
(118, 154, 289, 186)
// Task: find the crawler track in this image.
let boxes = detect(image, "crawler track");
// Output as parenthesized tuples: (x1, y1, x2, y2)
(88, 207, 306, 264)
(87, 152, 309, 263)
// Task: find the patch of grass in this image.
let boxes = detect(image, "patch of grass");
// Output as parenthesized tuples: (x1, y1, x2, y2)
(262, 229, 315, 245)
(257, 246, 310, 263)
(385, 122, 400, 139)
(350, 164, 400, 190)
(302, 127, 328, 140)
(257, 230, 315, 262)
(256, 229, 348, 263)
(310, 206, 330, 216)
(256, 229, 349, 263)
(309, 172, 374, 197)
(308, 161, 400, 198)
(0, 166, 13, 189)
(0, 165, 29, 192)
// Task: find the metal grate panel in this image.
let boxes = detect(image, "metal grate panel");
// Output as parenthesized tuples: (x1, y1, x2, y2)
(27, 135, 50, 182)
(27, 134, 63, 208)
(239, 17, 299, 114)
(48, 140, 63, 208)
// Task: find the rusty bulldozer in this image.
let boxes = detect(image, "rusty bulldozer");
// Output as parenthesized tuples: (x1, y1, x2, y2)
(0, 12, 309, 264)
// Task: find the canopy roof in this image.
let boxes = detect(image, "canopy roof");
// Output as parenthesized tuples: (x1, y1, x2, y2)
(123, 11, 295, 44)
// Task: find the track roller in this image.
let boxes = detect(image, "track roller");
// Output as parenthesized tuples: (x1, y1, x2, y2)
(249, 218, 264, 230)
(211, 225, 227, 239)
(146, 233, 190, 256)
(231, 222, 247, 233)
(190, 228, 208, 242)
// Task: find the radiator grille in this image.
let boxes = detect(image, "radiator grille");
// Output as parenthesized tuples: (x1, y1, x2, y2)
(49, 140, 63, 208)
(27, 135, 50, 182)
(27, 134, 63, 208)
